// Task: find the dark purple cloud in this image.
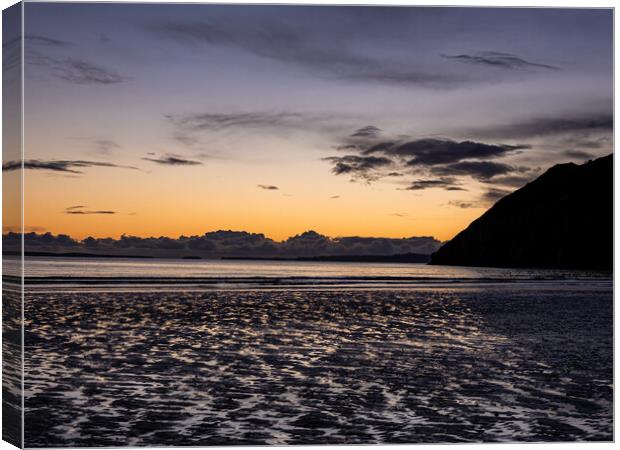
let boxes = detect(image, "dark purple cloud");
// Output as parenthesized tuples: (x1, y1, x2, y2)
(10, 230, 443, 258)
(2, 159, 138, 174)
(143, 155, 203, 166)
(441, 51, 559, 70)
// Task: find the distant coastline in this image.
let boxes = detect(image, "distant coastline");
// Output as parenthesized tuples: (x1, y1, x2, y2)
(5, 251, 153, 259)
(222, 253, 431, 263)
(6, 250, 431, 263)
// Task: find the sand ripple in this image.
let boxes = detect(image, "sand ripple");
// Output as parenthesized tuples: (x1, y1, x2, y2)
(24, 288, 612, 446)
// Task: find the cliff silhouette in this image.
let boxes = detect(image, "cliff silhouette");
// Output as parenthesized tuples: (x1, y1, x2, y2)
(430, 154, 613, 270)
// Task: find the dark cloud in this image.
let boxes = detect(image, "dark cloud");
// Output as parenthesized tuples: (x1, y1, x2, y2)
(148, 20, 468, 88)
(446, 171, 537, 209)
(474, 115, 613, 140)
(567, 137, 611, 150)
(335, 144, 362, 151)
(563, 149, 595, 160)
(447, 201, 477, 209)
(389, 139, 528, 166)
(447, 187, 513, 210)
(363, 141, 396, 154)
(283, 232, 441, 257)
(441, 51, 558, 70)
(26, 42, 128, 85)
(53, 58, 128, 85)
(431, 160, 517, 180)
(66, 210, 116, 215)
(2, 36, 20, 73)
(445, 186, 468, 191)
(3, 225, 47, 233)
(483, 188, 511, 203)
(326, 130, 529, 189)
(64, 205, 115, 215)
(10, 230, 443, 258)
(330, 195, 340, 199)
(486, 174, 536, 188)
(165, 111, 327, 160)
(405, 177, 461, 191)
(4, 34, 67, 54)
(148, 20, 352, 68)
(323, 155, 392, 181)
(341, 71, 466, 87)
(351, 125, 382, 138)
(167, 111, 307, 131)
(9, 232, 81, 253)
(2, 159, 138, 174)
(2, 36, 19, 50)
(142, 155, 203, 166)
(360, 138, 527, 165)
(257, 184, 279, 190)
(25, 34, 69, 47)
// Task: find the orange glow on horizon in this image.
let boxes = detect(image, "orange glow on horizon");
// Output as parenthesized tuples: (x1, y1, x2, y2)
(20, 162, 487, 243)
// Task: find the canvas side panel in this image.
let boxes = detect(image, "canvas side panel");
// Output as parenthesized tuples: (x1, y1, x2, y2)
(2, 2, 24, 448)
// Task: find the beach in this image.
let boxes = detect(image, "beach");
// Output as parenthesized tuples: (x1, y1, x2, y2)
(22, 263, 613, 446)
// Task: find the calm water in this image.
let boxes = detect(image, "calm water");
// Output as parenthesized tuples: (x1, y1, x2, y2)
(13, 256, 613, 290)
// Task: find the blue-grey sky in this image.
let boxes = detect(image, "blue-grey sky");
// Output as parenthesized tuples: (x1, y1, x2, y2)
(17, 3, 613, 241)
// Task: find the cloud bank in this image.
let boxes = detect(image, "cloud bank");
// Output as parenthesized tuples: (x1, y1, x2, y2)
(324, 127, 533, 198)
(322, 125, 550, 208)
(8, 230, 443, 258)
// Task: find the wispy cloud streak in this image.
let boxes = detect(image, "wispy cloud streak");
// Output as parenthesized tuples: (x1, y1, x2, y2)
(142, 155, 203, 166)
(148, 20, 469, 88)
(2, 159, 138, 173)
(441, 51, 559, 70)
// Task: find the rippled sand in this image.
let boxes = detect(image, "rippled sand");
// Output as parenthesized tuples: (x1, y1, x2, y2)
(24, 288, 612, 446)
(2, 286, 22, 447)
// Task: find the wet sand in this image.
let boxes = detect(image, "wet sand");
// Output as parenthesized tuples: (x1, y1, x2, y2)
(2, 285, 22, 447)
(24, 287, 612, 446)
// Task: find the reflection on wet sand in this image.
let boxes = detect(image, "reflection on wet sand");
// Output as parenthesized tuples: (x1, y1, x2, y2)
(3, 285, 22, 447)
(25, 288, 612, 446)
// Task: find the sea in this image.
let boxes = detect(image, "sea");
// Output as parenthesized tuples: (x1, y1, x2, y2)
(4, 256, 614, 446)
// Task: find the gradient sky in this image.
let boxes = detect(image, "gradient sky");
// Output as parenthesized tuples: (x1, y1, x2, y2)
(9, 3, 613, 242)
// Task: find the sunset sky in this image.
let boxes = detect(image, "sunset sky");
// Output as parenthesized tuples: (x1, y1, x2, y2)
(6, 4, 613, 242)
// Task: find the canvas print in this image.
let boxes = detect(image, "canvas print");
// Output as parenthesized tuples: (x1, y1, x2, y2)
(2, 2, 613, 447)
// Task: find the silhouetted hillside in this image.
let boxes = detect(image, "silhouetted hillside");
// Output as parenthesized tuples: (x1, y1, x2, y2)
(430, 154, 613, 270)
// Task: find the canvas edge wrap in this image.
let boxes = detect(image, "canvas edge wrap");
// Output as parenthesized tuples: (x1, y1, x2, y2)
(2, 2, 24, 448)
